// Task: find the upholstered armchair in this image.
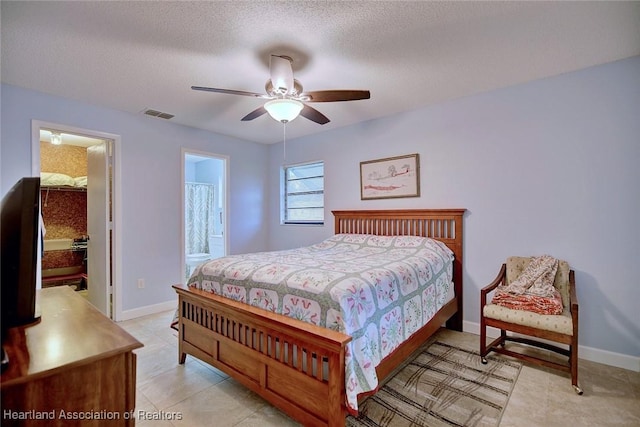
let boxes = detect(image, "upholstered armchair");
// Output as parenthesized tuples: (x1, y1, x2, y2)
(480, 256, 582, 394)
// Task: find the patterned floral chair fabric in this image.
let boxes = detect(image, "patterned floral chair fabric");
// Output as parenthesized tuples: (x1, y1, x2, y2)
(480, 256, 582, 394)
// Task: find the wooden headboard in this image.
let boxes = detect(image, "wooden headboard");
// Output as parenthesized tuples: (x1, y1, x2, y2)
(332, 209, 466, 330)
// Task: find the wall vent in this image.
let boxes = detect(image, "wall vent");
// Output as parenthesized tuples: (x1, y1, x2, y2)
(143, 109, 174, 120)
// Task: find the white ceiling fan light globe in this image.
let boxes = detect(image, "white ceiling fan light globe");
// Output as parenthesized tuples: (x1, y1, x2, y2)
(264, 99, 303, 123)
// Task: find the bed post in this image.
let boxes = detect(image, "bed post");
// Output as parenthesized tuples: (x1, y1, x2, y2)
(177, 292, 187, 364)
(446, 209, 464, 331)
(447, 209, 466, 331)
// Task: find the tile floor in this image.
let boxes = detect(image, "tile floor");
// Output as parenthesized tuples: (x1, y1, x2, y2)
(119, 310, 640, 427)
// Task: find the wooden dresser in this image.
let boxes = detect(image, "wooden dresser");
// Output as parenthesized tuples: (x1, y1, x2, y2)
(1, 286, 143, 426)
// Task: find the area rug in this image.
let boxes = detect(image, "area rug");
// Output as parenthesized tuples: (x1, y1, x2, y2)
(346, 340, 522, 427)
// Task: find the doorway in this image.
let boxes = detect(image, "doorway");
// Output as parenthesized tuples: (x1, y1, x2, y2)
(182, 149, 228, 283)
(32, 121, 120, 319)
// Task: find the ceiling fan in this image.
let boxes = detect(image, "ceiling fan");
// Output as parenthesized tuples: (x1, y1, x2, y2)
(192, 55, 370, 125)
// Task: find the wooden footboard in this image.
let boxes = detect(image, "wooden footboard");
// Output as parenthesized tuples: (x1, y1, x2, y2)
(174, 285, 459, 426)
(173, 284, 351, 427)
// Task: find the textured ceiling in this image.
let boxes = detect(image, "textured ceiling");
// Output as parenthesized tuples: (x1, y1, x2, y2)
(2, 1, 639, 144)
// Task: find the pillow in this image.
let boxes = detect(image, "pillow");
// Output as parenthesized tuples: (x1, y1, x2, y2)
(328, 233, 453, 257)
(40, 172, 75, 187)
(74, 176, 88, 187)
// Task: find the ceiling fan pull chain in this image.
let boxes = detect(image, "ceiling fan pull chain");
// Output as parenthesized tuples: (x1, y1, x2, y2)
(283, 122, 287, 161)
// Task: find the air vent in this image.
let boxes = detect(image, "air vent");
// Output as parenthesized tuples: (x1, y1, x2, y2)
(143, 109, 174, 120)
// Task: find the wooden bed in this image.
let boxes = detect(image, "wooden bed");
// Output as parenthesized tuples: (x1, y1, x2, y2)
(173, 209, 465, 427)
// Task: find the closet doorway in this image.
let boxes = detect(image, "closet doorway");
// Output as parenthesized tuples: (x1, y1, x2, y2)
(32, 121, 121, 319)
(182, 149, 228, 283)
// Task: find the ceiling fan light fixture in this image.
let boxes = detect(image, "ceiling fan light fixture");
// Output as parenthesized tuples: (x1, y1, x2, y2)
(50, 131, 63, 145)
(264, 99, 303, 123)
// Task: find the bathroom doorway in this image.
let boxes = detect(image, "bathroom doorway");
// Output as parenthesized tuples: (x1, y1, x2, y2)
(182, 149, 228, 283)
(32, 121, 121, 319)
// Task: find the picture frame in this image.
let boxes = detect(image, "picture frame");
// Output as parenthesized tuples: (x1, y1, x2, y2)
(360, 153, 420, 200)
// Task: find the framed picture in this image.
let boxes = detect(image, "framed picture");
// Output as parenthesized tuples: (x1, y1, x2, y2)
(360, 153, 420, 200)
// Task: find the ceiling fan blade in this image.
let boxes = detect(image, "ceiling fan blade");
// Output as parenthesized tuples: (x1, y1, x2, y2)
(300, 104, 330, 125)
(191, 86, 270, 99)
(241, 106, 268, 121)
(301, 90, 370, 102)
(269, 55, 294, 95)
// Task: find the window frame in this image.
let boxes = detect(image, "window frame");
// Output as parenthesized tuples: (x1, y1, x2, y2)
(281, 160, 325, 226)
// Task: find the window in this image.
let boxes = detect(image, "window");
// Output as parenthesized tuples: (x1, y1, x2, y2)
(282, 161, 324, 225)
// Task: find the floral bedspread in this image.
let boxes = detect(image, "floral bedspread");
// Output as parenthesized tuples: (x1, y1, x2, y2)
(182, 233, 454, 412)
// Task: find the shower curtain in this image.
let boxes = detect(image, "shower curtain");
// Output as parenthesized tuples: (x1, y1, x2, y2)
(185, 183, 216, 254)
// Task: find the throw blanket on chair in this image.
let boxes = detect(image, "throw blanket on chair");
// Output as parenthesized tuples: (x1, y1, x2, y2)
(492, 255, 564, 315)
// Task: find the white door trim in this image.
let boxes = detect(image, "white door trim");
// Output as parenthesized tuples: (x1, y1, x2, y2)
(31, 120, 123, 320)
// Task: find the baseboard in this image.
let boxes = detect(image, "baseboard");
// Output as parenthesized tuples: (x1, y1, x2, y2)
(463, 320, 640, 373)
(578, 345, 640, 373)
(118, 299, 177, 321)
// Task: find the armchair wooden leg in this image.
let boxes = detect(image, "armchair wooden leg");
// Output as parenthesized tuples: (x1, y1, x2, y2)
(482, 334, 506, 364)
(480, 316, 487, 362)
(480, 315, 506, 365)
(570, 342, 582, 395)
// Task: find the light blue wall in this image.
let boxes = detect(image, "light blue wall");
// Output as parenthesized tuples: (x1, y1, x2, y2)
(193, 158, 225, 235)
(185, 162, 196, 182)
(194, 158, 223, 185)
(267, 56, 640, 359)
(1, 84, 269, 312)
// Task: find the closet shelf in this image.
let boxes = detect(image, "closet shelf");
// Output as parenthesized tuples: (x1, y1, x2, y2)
(41, 186, 87, 207)
(41, 185, 87, 192)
